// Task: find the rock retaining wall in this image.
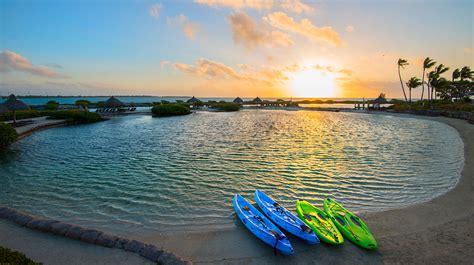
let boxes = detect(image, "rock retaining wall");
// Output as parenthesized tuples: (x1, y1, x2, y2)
(0, 206, 191, 265)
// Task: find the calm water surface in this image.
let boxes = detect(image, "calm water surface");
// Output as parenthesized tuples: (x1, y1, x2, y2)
(0, 110, 464, 236)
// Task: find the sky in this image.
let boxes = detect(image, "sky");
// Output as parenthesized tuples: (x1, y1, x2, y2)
(0, 0, 472, 98)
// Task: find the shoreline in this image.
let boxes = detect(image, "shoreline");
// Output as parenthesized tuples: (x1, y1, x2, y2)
(138, 114, 473, 264)
(1, 112, 472, 264)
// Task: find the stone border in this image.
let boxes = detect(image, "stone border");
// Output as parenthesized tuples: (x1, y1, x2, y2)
(0, 206, 191, 265)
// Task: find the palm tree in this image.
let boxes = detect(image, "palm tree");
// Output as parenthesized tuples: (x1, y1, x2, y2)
(460, 66, 473, 81)
(421, 57, 436, 101)
(406, 77, 422, 104)
(397, 59, 409, 102)
(452, 68, 460, 82)
(431, 64, 449, 101)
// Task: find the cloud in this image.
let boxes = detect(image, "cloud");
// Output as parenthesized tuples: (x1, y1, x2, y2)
(464, 47, 473, 54)
(345, 25, 354, 33)
(0, 51, 68, 78)
(228, 12, 293, 49)
(280, 0, 314, 14)
(194, 0, 313, 13)
(167, 15, 199, 40)
(149, 3, 162, 19)
(264, 12, 343, 46)
(170, 58, 295, 87)
(313, 64, 352, 76)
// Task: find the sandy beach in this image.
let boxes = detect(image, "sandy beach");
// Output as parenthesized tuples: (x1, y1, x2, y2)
(1, 114, 473, 264)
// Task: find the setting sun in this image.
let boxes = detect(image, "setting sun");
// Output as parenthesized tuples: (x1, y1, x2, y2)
(290, 69, 337, 98)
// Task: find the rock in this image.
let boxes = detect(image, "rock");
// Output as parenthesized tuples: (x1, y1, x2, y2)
(157, 252, 190, 265)
(140, 244, 163, 262)
(96, 233, 119, 248)
(114, 238, 129, 249)
(7, 211, 33, 226)
(36, 220, 60, 233)
(123, 239, 145, 253)
(0, 207, 15, 218)
(26, 218, 42, 229)
(50, 222, 73, 236)
(65, 226, 86, 240)
(80, 229, 102, 244)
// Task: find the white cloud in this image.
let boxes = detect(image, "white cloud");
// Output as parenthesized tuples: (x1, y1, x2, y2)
(149, 3, 162, 19)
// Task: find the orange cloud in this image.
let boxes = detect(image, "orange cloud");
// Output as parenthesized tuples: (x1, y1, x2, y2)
(264, 12, 343, 46)
(228, 12, 293, 49)
(0, 51, 68, 78)
(194, 0, 313, 13)
(167, 15, 199, 40)
(171, 58, 296, 86)
(313, 64, 352, 76)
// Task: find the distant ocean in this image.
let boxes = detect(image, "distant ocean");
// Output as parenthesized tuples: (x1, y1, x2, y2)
(0, 96, 375, 106)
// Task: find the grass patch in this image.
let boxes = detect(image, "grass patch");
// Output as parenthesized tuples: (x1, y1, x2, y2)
(0, 110, 54, 122)
(389, 101, 474, 112)
(47, 110, 104, 124)
(0, 122, 18, 148)
(0, 246, 42, 265)
(209, 103, 241, 112)
(152, 104, 191, 117)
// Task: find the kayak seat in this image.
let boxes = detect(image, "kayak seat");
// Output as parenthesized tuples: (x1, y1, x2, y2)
(243, 206, 250, 211)
(304, 214, 312, 221)
(269, 230, 284, 240)
(335, 216, 345, 226)
(350, 215, 362, 227)
(300, 224, 312, 233)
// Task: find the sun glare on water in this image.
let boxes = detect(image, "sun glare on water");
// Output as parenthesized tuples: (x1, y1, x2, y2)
(290, 69, 337, 98)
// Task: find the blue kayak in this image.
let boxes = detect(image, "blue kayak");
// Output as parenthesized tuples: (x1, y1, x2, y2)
(254, 190, 320, 245)
(233, 194, 294, 256)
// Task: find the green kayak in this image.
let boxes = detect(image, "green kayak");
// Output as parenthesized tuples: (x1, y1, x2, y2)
(296, 200, 343, 245)
(323, 198, 378, 249)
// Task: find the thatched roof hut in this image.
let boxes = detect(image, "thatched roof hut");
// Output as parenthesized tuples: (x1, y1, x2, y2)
(233, 97, 244, 104)
(373, 96, 388, 104)
(252, 97, 262, 103)
(105, 96, 124, 107)
(1, 94, 30, 123)
(186, 96, 202, 103)
(1, 94, 29, 111)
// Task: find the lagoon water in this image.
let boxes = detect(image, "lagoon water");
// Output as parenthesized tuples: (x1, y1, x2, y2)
(0, 110, 464, 237)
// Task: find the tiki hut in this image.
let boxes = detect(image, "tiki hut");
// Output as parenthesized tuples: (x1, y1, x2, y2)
(1, 94, 30, 123)
(104, 96, 125, 108)
(252, 97, 262, 103)
(186, 96, 202, 104)
(233, 97, 244, 104)
(373, 96, 388, 109)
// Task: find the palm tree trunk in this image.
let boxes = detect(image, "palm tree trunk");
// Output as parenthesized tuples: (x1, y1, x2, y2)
(13, 111, 17, 124)
(398, 66, 408, 102)
(421, 68, 425, 100)
(409, 88, 412, 104)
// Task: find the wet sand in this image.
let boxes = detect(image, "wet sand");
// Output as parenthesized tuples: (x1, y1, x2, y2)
(1, 115, 472, 264)
(140, 115, 473, 264)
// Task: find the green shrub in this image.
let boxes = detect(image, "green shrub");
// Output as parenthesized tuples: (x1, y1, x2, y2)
(47, 110, 104, 124)
(0, 246, 42, 264)
(0, 122, 18, 148)
(45, 100, 59, 110)
(0, 110, 54, 121)
(209, 103, 241, 112)
(152, 104, 191, 117)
